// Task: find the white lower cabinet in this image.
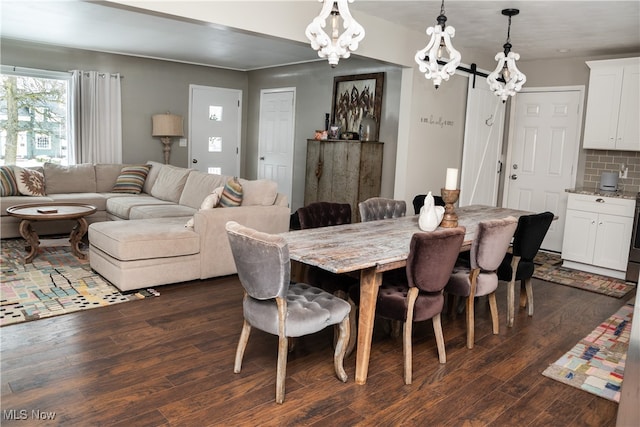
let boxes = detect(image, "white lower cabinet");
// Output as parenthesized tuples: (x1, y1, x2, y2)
(561, 193, 634, 279)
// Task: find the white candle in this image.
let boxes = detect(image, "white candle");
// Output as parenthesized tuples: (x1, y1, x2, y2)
(445, 168, 458, 190)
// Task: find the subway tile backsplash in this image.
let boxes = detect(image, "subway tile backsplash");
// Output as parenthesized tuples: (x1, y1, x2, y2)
(584, 150, 640, 194)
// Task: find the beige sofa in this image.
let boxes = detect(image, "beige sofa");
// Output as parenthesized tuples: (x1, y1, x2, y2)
(1, 161, 290, 291)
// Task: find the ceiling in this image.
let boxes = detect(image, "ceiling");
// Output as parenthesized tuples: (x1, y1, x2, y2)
(1, 1, 639, 71)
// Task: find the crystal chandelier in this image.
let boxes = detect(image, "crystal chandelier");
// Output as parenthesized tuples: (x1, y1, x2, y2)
(414, 0, 461, 89)
(487, 9, 527, 102)
(305, 0, 365, 68)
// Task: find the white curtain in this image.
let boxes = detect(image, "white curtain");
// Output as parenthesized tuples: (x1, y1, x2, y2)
(71, 70, 122, 164)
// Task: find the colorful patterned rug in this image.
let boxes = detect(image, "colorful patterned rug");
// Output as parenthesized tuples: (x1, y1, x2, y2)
(542, 300, 634, 402)
(1, 238, 156, 327)
(533, 251, 636, 298)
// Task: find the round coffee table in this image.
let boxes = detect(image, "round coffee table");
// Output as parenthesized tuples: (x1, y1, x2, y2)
(6, 202, 97, 263)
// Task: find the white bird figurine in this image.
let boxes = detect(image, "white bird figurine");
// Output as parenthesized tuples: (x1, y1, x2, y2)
(418, 191, 445, 231)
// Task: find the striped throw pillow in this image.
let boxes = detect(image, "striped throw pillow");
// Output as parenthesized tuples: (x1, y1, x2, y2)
(0, 165, 18, 196)
(111, 165, 151, 194)
(219, 177, 243, 207)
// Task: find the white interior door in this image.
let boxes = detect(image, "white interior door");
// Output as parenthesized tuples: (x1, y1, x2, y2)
(258, 88, 295, 205)
(460, 78, 505, 207)
(189, 85, 241, 176)
(504, 88, 583, 252)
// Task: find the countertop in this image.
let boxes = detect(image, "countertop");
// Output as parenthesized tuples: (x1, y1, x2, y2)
(566, 187, 638, 200)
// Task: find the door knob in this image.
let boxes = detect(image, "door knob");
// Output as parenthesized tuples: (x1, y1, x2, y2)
(259, 157, 265, 160)
(192, 159, 198, 163)
(510, 174, 518, 180)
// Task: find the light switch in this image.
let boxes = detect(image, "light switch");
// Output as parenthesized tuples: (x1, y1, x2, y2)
(179, 138, 187, 147)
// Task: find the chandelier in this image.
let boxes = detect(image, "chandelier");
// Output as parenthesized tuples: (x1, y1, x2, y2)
(487, 9, 526, 102)
(414, 0, 461, 89)
(305, 0, 365, 68)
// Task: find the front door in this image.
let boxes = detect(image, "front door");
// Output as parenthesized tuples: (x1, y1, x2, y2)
(503, 89, 583, 252)
(189, 85, 241, 176)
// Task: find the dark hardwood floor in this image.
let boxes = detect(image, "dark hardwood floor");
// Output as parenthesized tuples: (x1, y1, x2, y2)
(1, 273, 633, 426)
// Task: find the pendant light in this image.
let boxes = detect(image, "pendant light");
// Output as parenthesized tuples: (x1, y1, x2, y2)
(487, 9, 526, 102)
(414, 0, 461, 89)
(305, 0, 365, 68)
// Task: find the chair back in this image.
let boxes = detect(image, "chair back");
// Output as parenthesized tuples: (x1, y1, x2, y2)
(471, 216, 518, 272)
(297, 202, 351, 229)
(225, 221, 290, 300)
(412, 194, 445, 215)
(512, 212, 554, 261)
(359, 197, 407, 222)
(407, 227, 465, 292)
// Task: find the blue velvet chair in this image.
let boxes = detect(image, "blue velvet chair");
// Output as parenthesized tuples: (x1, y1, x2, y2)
(358, 197, 407, 222)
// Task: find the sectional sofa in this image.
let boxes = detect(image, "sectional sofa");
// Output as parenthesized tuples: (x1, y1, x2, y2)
(0, 161, 290, 291)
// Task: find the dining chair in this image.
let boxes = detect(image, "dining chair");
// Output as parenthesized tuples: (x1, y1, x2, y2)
(376, 227, 465, 384)
(225, 221, 351, 404)
(445, 216, 518, 349)
(358, 197, 407, 222)
(497, 211, 554, 327)
(412, 194, 445, 215)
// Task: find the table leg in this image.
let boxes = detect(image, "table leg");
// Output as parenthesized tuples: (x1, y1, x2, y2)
(355, 267, 382, 385)
(69, 217, 89, 259)
(18, 220, 39, 263)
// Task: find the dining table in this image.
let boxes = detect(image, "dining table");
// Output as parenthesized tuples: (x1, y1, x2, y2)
(281, 204, 534, 385)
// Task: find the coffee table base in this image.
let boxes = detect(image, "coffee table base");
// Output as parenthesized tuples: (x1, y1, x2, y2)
(18, 218, 89, 263)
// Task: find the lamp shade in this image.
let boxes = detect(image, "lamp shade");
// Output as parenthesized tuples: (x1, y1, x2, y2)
(152, 113, 183, 137)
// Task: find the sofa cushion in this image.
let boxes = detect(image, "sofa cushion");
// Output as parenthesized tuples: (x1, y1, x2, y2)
(178, 171, 228, 209)
(44, 163, 96, 194)
(220, 177, 243, 207)
(143, 161, 164, 194)
(129, 204, 197, 220)
(106, 195, 175, 219)
(0, 195, 54, 216)
(0, 166, 18, 196)
(112, 165, 151, 194)
(13, 166, 45, 196)
(239, 178, 278, 206)
(150, 164, 191, 203)
(47, 193, 110, 211)
(96, 164, 132, 192)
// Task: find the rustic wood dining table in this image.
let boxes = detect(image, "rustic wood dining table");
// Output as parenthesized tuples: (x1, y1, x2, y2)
(281, 204, 533, 385)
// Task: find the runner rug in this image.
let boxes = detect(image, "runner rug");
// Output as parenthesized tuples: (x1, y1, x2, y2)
(0, 238, 156, 327)
(533, 251, 635, 298)
(542, 299, 634, 402)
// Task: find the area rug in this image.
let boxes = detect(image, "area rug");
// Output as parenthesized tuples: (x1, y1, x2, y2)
(533, 251, 635, 298)
(542, 300, 633, 402)
(0, 238, 157, 327)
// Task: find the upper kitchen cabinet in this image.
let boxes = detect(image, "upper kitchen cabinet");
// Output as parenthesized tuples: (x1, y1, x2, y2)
(583, 57, 640, 151)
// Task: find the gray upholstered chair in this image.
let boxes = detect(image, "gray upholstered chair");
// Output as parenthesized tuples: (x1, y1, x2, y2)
(358, 197, 407, 222)
(445, 216, 518, 349)
(376, 227, 465, 384)
(225, 221, 351, 404)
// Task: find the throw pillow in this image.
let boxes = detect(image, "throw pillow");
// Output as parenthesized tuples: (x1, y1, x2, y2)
(12, 166, 45, 196)
(0, 165, 18, 196)
(201, 186, 224, 209)
(219, 177, 243, 207)
(112, 165, 151, 194)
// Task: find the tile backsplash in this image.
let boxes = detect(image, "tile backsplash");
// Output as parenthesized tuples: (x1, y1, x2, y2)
(584, 150, 640, 194)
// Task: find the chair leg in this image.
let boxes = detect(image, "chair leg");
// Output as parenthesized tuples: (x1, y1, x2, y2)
(466, 269, 479, 349)
(276, 298, 288, 404)
(524, 278, 534, 316)
(507, 255, 520, 328)
(234, 320, 251, 373)
(404, 287, 418, 385)
(332, 294, 357, 358)
(432, 313, 446, 364)
(334, 316, 349, 383)
(488, 292, 499, 335)
(519, 280, 527, 308)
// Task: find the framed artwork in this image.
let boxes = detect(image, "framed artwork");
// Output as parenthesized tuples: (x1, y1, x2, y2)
(331, 72, 384, 138)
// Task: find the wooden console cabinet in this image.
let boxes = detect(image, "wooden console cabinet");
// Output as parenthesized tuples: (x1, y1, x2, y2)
(304, 139, 383, 222)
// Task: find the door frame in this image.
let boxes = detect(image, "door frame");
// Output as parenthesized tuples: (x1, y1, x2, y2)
(501, 85, 585, 206)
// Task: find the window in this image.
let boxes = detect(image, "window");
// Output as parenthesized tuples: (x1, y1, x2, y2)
(0, 66, 72, 167)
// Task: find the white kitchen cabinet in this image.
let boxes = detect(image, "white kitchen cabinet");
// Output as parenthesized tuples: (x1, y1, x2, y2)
(562, 193, 635, 279)
(583, 57, 640, 151)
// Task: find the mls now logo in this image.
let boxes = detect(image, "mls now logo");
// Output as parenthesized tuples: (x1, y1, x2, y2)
(3, 409, 56, 420)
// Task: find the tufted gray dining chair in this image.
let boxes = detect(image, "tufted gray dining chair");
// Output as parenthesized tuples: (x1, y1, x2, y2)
(225, 221, 351, 404)
(358, 197, 407, 222)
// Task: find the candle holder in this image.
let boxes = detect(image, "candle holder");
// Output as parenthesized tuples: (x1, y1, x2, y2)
(440, 188, 460, 228)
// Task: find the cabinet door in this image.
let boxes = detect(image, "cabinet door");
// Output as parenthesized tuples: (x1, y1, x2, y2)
(593, 213, 633, 271)
(561, 209, 598, 263)
(583, 66, 623, 149)
(616, 63, 640, 150)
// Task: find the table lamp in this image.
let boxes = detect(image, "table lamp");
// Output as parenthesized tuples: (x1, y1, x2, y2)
(152, 113, 183, 164)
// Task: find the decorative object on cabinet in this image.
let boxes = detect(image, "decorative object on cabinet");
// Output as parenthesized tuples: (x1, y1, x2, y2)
(305, 139, 383, 223)
(583, 57, 640, 151)
(414, 0, 461, 89)
(331, 72, 384, 138)
(486, 8, 526, 102)
(359, 113, 377, 142)
(305, 0, 365, 68)
(152, 112, 183, 164)
(561, 193, 635, 280)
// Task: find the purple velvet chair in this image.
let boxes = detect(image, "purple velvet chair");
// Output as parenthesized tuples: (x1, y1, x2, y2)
(375, 227, 465, 384)
(445, 216, 518, 349)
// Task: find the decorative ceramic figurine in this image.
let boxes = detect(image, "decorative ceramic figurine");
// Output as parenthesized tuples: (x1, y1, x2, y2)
(418, 191, 445, 231)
